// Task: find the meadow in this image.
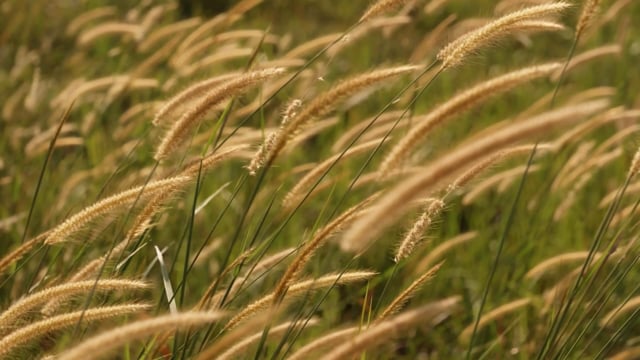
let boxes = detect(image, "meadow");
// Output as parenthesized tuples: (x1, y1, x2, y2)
(1, 0, 640, 358)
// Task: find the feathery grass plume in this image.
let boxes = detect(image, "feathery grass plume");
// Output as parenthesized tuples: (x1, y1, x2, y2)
(600, 181, 640, 209)
(39, 239, 136, 317)
(551, 44, 622, 81)
(44, 175, 192, 245)
(153, 73, 243, 126)
(0, 279, 148, 330)
(283, 33, 343, 59)
(525, 251, 596, 280)
(154, 67, 285, 161)
(197, 246, 257, 309)
(360, 0, 410, 22)
(333, 110, 405, 152)
(379, 63, 561, 175)
(592, 124, 640, 157)
(77, 22, 144, 46)
(600, 296, 640, 327)
(342, 99, 609, 254)
(66, 6, 117, 36)
(202, 248, 296, 309)
(288, 326, 360, 360)
(462, 164, 542, 205)
(51, 76, 158, 109)
(225, 271, 376, 330)
(459, 297, 532, 344)
(324, 297, 460, 360)
(628, 146, 640, 178)
(415, 232, 477, 273)
(0, 304, 148, 358)
(205, 318, 319, 360)
(56, 175, 191, 286)
(262, 65, 419, 170)
(377, 262, 444, 321)
(283, 138, 384, 208)
(448, 143, 551, 193)
(131, 35, 182, 78)
(436, 2, 571, 69)
(554, 147, 621, 192)
(576, 0, 602, 38)
(0, 231, 48, 276)
(138, 17, 202, 52)
(57, 311, 226, 360)
(394, 199, 444, 263)
(272, 195, 378, 303)
(180, 48, 255, 77)
(181, 145, 249, 177)
(247, 99, 302, 175)
(609, 347, 640, 360)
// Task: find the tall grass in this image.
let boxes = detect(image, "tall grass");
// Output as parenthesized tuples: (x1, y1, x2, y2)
(1, 0, 639, 358)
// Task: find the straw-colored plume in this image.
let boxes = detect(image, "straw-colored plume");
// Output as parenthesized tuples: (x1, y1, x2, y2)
(287, 326, 360, 360)
(77, 22, 144, 46)
(155, 68, 285, 160)
(225, 271, 376, 330)
(66, 6, 117, 36)
(394, 198, 444, 263)
(342, 99, 609, 253)
(58, 311, 226, 360)
(459, 297, 532, 344)
(283, 138, 384, 208)
(324, 297, 461, 360)
(525, 251, 597, 280)
(206, 318, 319, 360)
(576, 0, 602, 37)
(0, 231, 48, 276)
(247, 99, 302, 175)
(437, 2, 570, 69)
(600, 295, 640, 327)
(360, 0, 410, 22)
(0, 279, 148, 330)
(379, 63, 561, 175)
(415, 232, 477, 273)
(448, 143, 551, 193)
(273, 195, 377, 302)
(377, 262, 444, 321)
(260, 65, 419, 171)
(0, 304, 149, 358)
(45, 175, 192, 245)
(153, 73, 243, 126)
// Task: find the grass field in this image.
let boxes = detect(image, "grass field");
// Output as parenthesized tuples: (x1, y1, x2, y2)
(1, 0, 640, 358)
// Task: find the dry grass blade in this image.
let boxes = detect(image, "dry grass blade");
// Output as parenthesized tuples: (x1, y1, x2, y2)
(0, 304, 149, 358)
(45, 176, 192, 245)
(342, 99, 609, 253)
(57, 311, 226, 360)
(324, 297, 461, 360)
